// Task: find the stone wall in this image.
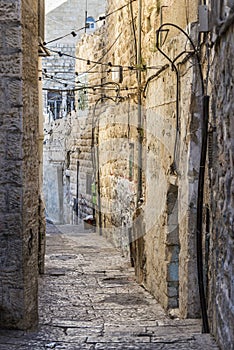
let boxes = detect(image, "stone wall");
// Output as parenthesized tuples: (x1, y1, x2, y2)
(0, 0, 40, 329)
(43, 25, 106, 224)
(143, 16, 208, 315)
(42, 0, 234, 347)
(93, 0, 203, 316)
(90, 0, 141, 249)
(62, 2, 234, 345)
(207, 12, 234, 350)
(43, 1, 106, 224)
(78, 2, 233, 340)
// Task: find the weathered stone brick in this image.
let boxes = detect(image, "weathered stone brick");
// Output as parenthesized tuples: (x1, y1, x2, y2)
(0, 161, 22, 186)
(5, 25, 21, 49)
(0, 109, 22, 131)
(0, 213, 23, 237)
(6, 131, 23, 160)
(0, 54, 21, 75)
(6, 187, 22, 212)
(0, 1, 20, 22)
(0, 190, 7, 214)
(7, 79, 23, 107)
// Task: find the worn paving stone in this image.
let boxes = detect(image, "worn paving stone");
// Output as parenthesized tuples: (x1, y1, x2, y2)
(0, 223, 220, 350)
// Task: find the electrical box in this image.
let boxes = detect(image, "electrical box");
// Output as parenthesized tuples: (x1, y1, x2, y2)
(198, 5, 209, 32)
(112, 66, 123, 84)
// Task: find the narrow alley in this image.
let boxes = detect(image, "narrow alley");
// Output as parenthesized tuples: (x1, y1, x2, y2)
(0, 223, 219, 350)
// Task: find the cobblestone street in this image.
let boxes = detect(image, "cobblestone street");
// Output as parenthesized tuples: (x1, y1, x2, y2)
(0, 223, 219, 350)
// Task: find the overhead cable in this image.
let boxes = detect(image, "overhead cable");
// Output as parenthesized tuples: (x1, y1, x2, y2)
(43, 0, 137, 46)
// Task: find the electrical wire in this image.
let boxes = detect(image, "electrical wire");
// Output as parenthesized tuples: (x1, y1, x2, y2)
(129, 0, 138, 65)
(43, 72, 78, 83)
(41, 68, 132, 76)
(156, 23, 203, 173)
(41, 65, 159, 78)
(42, 86, 137, 94)
(143, 64, 169, 98)
(43, 81, 135, 107)
(44, 30, 79, 46)
(42, 32, 123, 85)
(156, 30, 181, 175)
(43, 0, 137, 46)
(156, 22, 209, 334)
(43, 72, 76, 87)
(43, 3, 144, 87)
(42, 5, 136, 89)
(43, 46, 138, 70)
(83, 32, 122, 74)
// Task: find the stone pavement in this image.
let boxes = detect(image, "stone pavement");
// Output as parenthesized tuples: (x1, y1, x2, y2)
(0, 223, 219, 350)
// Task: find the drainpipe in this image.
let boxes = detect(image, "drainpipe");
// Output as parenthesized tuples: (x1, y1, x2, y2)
(96, 136, 102, 236)
(137, 0, 143, 204)
(38, 58, 44, 192)
(92, 98, 105, 236)
(196, 95, 210, 333)
(76, 160, 80, 222)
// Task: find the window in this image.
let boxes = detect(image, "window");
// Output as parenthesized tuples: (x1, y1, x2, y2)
(86, 16, 96, 31)
(47, 91, 62, 120)
(86, 173, 92, 195)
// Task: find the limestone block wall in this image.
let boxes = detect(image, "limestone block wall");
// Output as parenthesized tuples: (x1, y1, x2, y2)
(90, 0, 142, 248)
(43, 111, 97, 225)
(43, 2, 234, 346)
(43, 2, 106, 223)
(0, 0, 40, 329)
(97, 102, 139, 253)
(61, 1, 234, 346)
(65, 111, 94, 223)
(73, 29, 106, 222)
(65, 0, 200, 315)
(144, 22, 202, 315)
(100, 0, 202, 315)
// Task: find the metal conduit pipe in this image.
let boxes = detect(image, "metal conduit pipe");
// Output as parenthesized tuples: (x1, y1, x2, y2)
(155, 28, 180, 173)
(155, 23, 209, 333)
(196, 95, 210, 333)
(137, 0, 143, 204)
(76, 160, 80, 221)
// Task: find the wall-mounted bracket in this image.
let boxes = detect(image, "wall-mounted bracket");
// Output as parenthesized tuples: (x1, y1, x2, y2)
(198, 5, 210, 32)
